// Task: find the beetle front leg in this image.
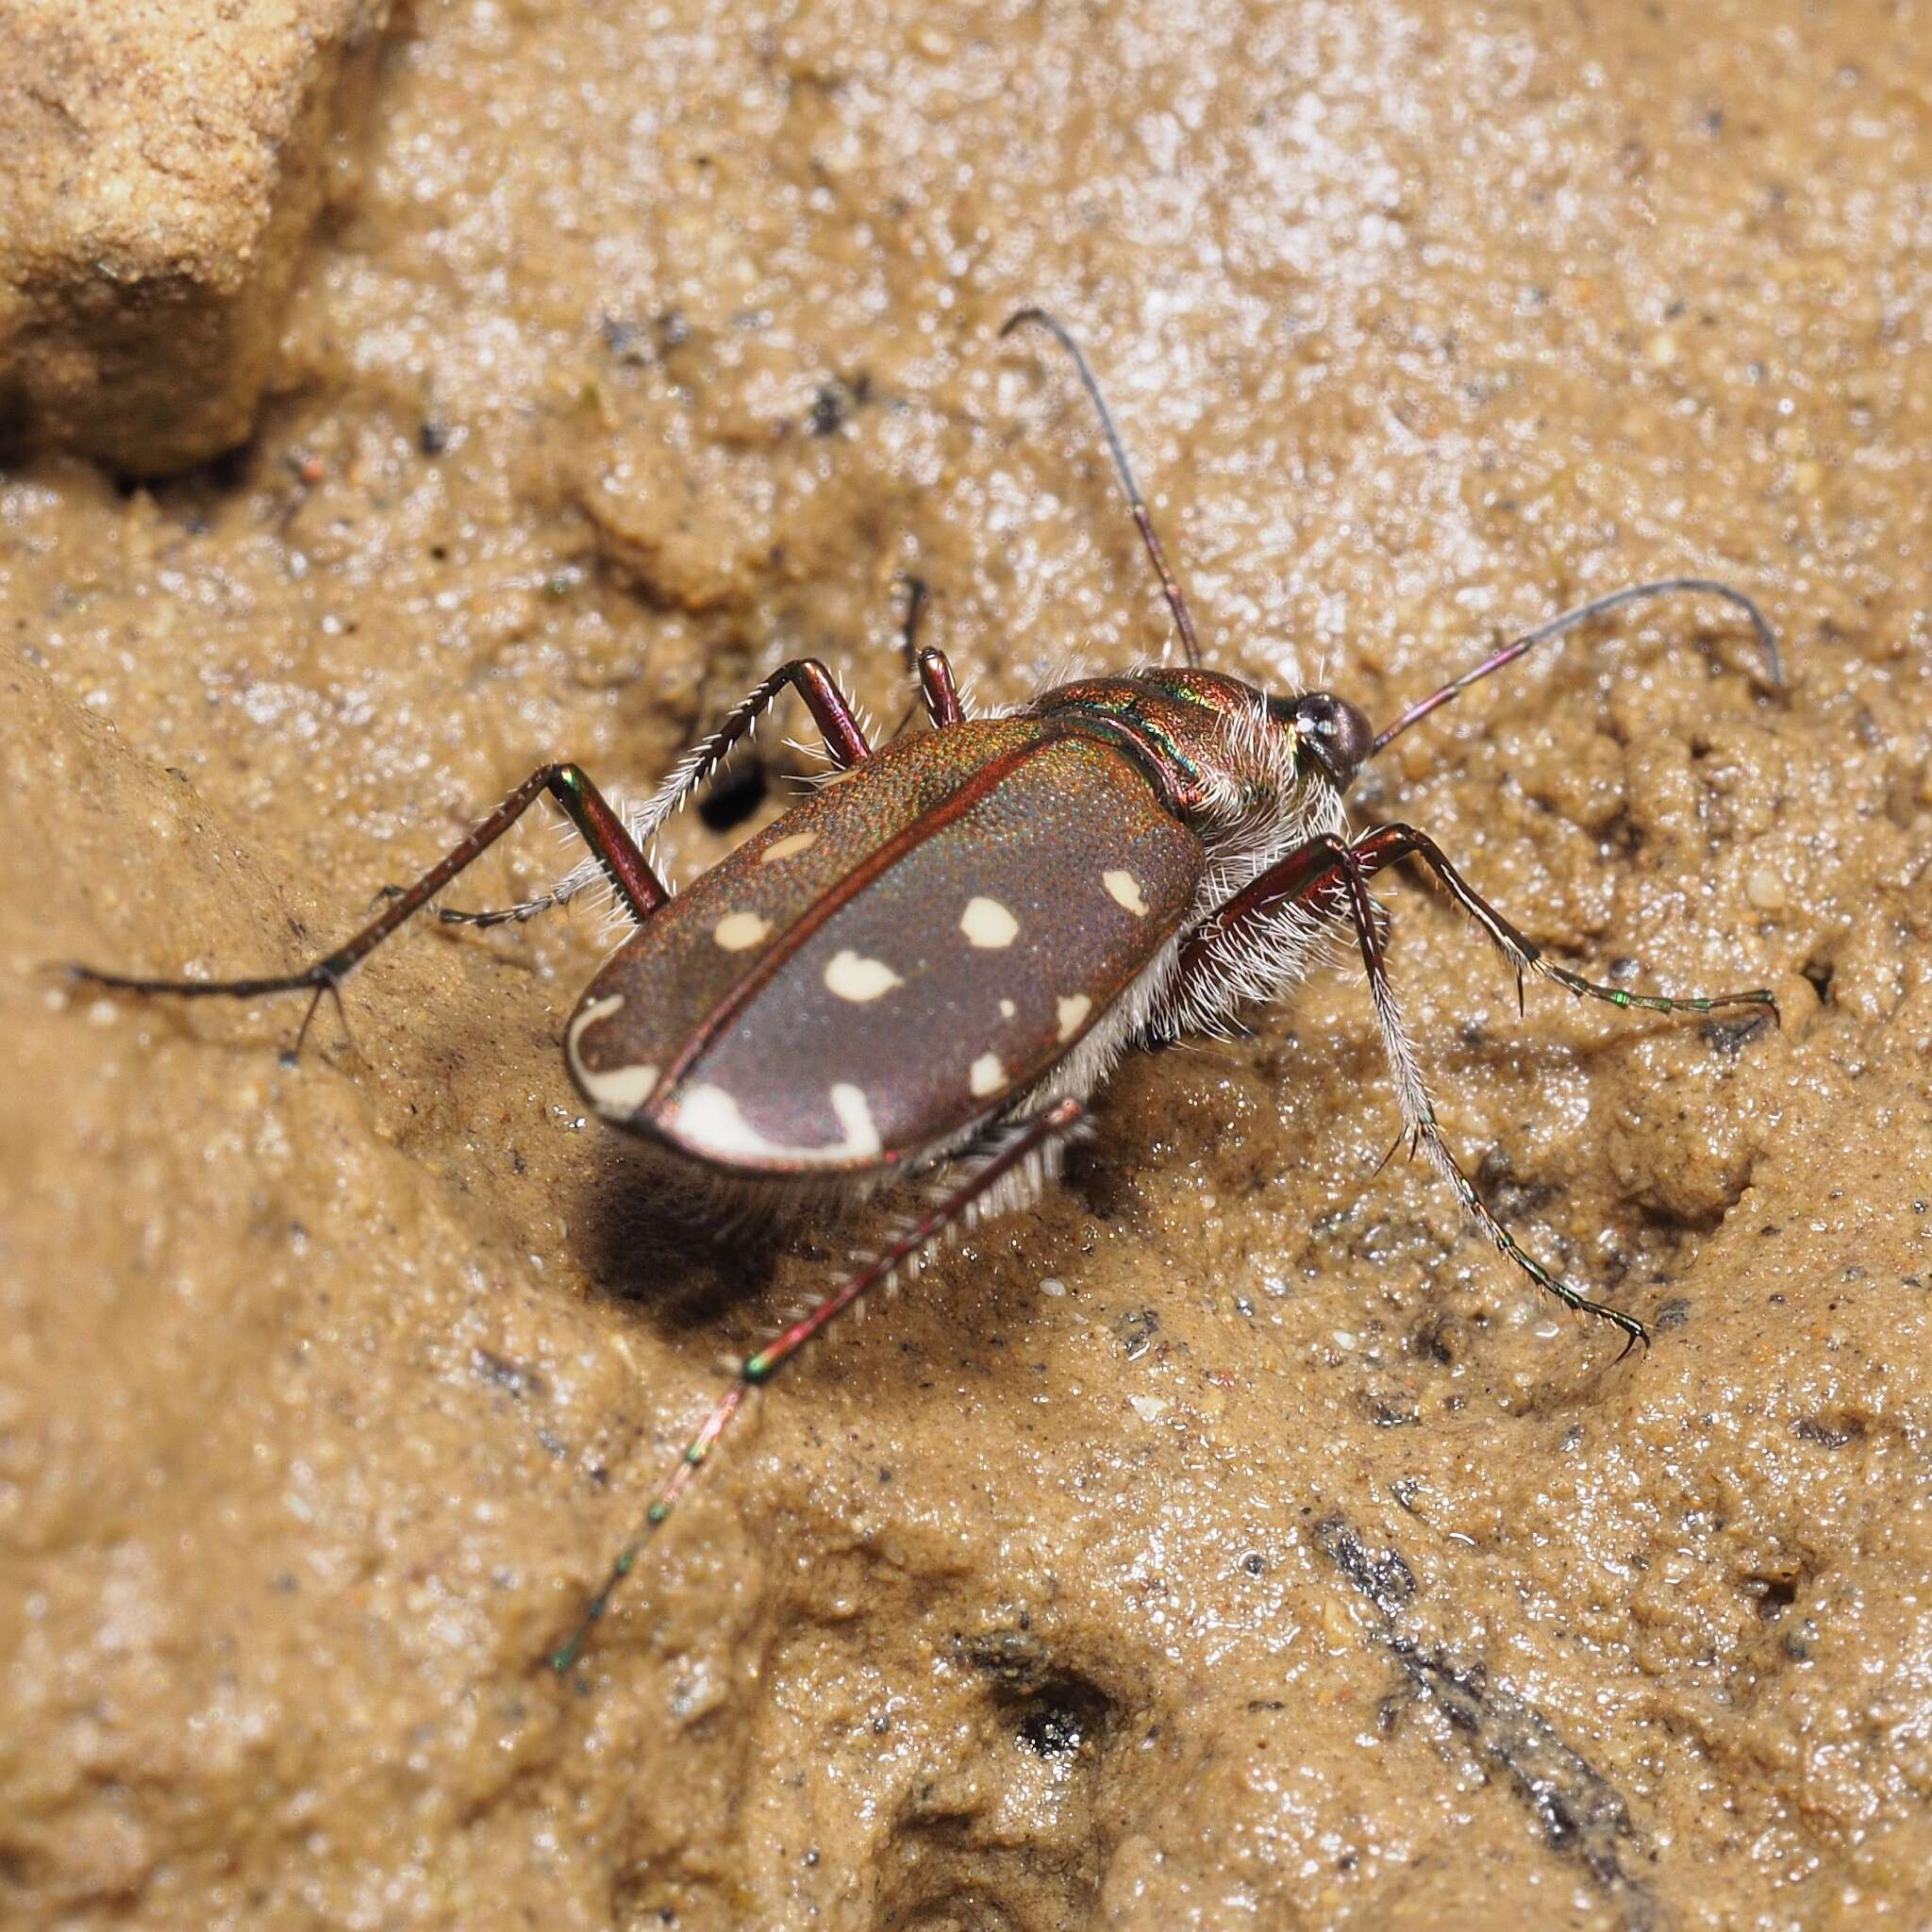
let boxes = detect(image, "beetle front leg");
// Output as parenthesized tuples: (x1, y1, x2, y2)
(67, 763, 665, 1058)
(1178, 825, 1778, 1026)
(1345, 823, 1778, 1024)
(551, 1095, 1087, 1672)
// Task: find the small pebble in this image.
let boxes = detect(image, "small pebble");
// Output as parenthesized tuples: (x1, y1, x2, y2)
(1746, 866, 1788, 912)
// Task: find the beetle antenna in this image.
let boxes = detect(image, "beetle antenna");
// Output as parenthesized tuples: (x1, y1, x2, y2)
(1369, 577, 1782, 758)
(1000, 308, 1204, 670)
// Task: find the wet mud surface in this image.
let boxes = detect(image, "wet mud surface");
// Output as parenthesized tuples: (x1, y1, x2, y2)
(4, 1, 1931, 1926)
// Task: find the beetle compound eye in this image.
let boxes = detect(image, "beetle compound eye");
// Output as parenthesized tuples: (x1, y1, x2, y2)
(1292, 693, 1374, 792)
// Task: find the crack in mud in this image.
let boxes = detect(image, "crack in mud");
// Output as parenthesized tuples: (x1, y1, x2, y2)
(1317, 1519, 1657, 1929)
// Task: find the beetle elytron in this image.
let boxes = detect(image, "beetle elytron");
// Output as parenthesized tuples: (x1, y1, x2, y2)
(71, 310, 1783, 1668)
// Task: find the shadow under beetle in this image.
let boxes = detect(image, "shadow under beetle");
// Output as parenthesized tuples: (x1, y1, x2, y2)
(70, 309, 1785, 1669)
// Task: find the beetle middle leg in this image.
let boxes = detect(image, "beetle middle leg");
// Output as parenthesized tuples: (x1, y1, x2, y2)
(448, 616, 974, 926)
(440, 648, 927, 931)
(1174, 827, 1778, 1347)
(67, 763, 665, 1060)
(913, 643, 964, 730)
(551, 1095, 1087, 1672)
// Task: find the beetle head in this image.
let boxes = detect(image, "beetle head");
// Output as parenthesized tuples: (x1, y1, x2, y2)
(1269, 691, 1374, 793)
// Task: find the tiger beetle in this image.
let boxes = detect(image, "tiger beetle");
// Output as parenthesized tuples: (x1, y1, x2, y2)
(69, 309, 1784, 1672)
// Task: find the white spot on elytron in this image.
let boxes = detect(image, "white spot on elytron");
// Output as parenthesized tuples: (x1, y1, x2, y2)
(1103, 869, 1149, 917)
(960, 895, 1019, 948)
(580, 1060, 658, 1112)
(713, 909, 772, 951)
(760, 829, 820, 865)
(672, 1081, 882, 1164)
(828, 1082, 881, 1158)
(824, 949, 903, 1002)
(569, 992, 660, 1113)
(999, 998, 1017, 1020)
(566, 992, 624, 1071)
(1056, 993, 1091, 1041)
(675, 1084, 776, 1160)
(970, 1051, 1005, 1097)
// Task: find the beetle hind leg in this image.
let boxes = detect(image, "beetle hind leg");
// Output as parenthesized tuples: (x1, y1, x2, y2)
(66, 762, 665, 1058)
(550, 1096, 1087, 1672)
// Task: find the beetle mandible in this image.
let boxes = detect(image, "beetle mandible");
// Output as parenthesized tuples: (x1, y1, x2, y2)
(70, 309, 1784, 1669)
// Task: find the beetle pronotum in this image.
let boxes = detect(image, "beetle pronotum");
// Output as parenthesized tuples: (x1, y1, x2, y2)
(70, 310, 1783, 1670)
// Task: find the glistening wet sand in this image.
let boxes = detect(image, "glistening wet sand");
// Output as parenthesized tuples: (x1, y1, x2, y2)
(3, 2, 1930, 1925)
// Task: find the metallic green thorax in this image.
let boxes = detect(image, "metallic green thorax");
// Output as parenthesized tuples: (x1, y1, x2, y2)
(1025, 668, 1289, 821)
